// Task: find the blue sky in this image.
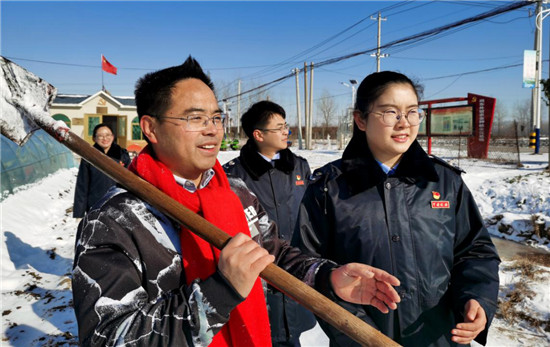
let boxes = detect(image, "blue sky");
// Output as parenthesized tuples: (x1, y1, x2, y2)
(1, 1, 547, 123)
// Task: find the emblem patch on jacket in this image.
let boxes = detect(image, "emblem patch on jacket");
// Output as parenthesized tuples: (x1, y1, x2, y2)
(431, 191, 449, 208)
(295, 175, 305, 186)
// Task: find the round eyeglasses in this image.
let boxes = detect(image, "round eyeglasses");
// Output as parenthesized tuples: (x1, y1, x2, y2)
(369, 108, 425, 127)
(153, 113, 226, 131)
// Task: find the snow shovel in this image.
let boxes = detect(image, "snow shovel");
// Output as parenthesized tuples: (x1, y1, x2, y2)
(0, 56, 400, 347)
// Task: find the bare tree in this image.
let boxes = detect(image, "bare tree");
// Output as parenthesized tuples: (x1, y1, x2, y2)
(214, 78, 272, 138)
(493, 103, 508, 137)
(243, 79, 271, 108)
(317, 89, 336, 138)
(542, 78, 550, 106)
(513, 99, 531, 137)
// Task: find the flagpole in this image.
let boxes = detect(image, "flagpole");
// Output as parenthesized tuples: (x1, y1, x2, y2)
(102, 70, 104, 91)
(101, 54, 104, 91)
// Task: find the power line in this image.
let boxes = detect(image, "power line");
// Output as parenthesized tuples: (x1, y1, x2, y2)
(6, 1, 534, 100)
(4, 56, 279, 72)
(224, 0, 532, 101)
(391, 55, 522, 62)
(422, 60, 549, 81)
(317, 1, 532, 69)
(229, 1, 416, 83)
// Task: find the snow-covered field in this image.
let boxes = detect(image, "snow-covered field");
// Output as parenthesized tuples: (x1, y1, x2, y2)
(1, 148, 549, 346)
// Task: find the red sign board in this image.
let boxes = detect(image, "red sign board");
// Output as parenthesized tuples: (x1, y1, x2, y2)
(467, 93, 496, 159)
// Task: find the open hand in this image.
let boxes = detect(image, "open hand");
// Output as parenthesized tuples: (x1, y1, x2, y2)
(451, 299, 486, 344)
(330, 263, 401, 313)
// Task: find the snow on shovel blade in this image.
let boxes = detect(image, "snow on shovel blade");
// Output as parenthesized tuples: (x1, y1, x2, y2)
(0, 56, 59, 145)
(0, 56, 401, 347)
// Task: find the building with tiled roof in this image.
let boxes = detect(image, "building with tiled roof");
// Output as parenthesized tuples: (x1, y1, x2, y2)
(50, 90, 145, 153)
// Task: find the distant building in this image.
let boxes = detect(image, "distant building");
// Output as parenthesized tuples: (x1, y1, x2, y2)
(50, 90, 145, 153)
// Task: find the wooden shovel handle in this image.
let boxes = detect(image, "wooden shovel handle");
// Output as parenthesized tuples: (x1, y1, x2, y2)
(54, 127, 399, 347)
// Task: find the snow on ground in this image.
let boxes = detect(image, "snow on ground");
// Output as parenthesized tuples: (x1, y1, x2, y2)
(1, 148, 549, 346)
(1, 168, 80, 346)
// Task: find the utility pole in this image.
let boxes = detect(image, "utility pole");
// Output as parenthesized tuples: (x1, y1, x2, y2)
(533, 0, 543, 154)
(308, 62, 314, 150)
(303, 62, 309, 150)
(536, 1, 550, 167)
(293, 68, 303, 149)
(237, 79, 241, 139)
(370, 12, 388, 72)
(222, 99, 229, 135)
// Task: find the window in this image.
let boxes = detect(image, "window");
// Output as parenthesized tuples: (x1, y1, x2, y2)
(87, 116, 101, 136)
(131, 117, 143, 140)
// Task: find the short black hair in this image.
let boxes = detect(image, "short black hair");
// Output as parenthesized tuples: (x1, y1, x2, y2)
(241, 100, 286, 139)
(134, 56, 214, 121)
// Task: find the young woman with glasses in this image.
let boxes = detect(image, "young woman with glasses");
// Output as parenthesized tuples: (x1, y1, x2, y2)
(292, 71, 500, 347)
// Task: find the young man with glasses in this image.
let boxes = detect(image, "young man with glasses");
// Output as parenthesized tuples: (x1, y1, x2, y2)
(224, 100, 314, 347)
(72, 58, 402, 347)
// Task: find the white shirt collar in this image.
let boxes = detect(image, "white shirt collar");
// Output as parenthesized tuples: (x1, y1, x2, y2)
(173, 168, 215, 193)
(258, 151, 280, 164)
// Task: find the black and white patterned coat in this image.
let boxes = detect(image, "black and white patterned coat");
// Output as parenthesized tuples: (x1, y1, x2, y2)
(72, 175, 335, 347)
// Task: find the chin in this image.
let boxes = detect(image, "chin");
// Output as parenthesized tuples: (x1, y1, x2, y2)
(203, 158, 218, 170)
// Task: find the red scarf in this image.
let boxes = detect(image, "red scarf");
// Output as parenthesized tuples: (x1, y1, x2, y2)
(129, 145, 271, 347)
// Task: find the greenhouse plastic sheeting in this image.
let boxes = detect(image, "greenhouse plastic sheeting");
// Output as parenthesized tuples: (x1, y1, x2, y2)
(1, 130, 76, 199)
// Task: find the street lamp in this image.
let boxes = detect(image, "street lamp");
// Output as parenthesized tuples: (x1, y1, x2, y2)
(340, 79, 358, 109)
(338, 79, 359, 150)
(222, 99, 234, 135)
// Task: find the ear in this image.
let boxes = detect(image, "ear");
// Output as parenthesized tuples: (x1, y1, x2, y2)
(353, 111, 367, 131)
(252, 129, 264, 143)
(140, 116, 159, 144)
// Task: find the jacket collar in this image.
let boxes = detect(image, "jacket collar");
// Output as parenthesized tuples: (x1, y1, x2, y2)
(93, 142, 123, 160)
(341, 135, 438, 194)
(238, 139, 295, 180)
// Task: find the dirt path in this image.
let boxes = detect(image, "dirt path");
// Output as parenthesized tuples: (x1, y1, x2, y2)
(491, 237, 549, 260)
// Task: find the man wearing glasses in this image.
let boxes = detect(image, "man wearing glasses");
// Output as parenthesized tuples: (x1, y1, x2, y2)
(223, 100, 314, 346)
(72, 57, 402, 347)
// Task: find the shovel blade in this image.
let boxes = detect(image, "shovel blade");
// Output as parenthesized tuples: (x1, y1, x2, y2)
(0, 56, 57, 145)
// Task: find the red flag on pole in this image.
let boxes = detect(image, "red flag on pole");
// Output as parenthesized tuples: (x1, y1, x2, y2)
(101, 55, 117, 75)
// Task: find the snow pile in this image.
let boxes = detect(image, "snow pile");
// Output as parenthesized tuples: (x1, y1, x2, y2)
(461, 160, 550, 251)
(1, 151, 549, 346)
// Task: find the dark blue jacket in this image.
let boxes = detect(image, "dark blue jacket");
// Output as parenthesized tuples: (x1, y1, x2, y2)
(73, 143, 130, 218)
(292, 138, 500, 347)
(223, 140, 315, 343)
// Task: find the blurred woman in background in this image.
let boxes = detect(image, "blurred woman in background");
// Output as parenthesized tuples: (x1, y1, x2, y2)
(73, 123, 130, 218)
